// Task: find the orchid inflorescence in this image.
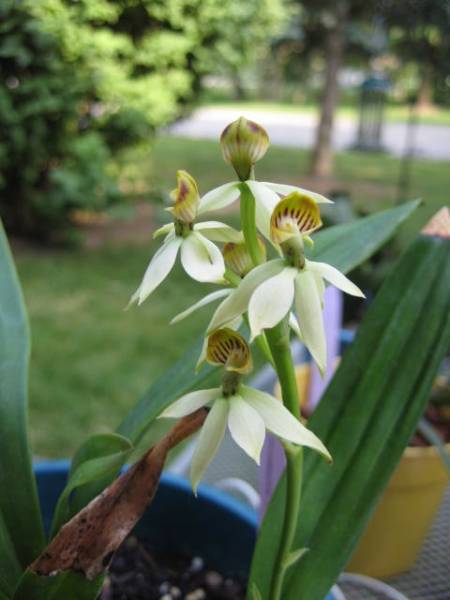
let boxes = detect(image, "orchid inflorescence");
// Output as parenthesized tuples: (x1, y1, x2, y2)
(130, 116, 364, 491)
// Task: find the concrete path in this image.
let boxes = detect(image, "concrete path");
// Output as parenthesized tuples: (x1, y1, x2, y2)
(169, 107, 450, 161)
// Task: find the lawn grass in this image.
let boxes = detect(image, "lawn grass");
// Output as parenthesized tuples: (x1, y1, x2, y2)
(19, 244, 218, 458)
(20, 135, 449, 458)
(202, 100, 450, 126)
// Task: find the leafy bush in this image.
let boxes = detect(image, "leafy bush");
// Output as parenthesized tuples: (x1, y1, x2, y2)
(0, 3, 120, 241)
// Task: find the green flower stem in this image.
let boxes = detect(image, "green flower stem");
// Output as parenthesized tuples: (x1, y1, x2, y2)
(239, 183, 264, 266)
(266, 321, 303, 599)
(240, 181, 304, 598)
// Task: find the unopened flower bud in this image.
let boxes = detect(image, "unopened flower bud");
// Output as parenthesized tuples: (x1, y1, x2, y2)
(206, 328, 252, 374)
(223, 239, 266, 277)
(270, 192, 322, 245)
(167, 170, 199, 224)
(220, 117, 269, 181)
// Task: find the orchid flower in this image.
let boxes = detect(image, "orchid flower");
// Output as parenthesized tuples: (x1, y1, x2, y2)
(196, 117, 333, 241)
(206, 193, 365, 374)
(159, 329, 331, 491)
(129, 171, 242, 305)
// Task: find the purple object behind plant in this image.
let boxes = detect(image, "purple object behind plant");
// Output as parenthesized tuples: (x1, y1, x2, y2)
(259, 287, 343, 517)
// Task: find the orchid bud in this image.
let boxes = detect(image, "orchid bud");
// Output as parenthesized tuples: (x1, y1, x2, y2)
(206, 328, 253, 375)
(220, 117, 269, 181)
(167, 170, 199, 224)
(223, 239, 266, 278)
(270, 192, 322, 245)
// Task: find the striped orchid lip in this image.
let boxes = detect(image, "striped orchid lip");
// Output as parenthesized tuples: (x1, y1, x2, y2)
(206, 328, 252, 374)
(160, 382, 331, 493)
(270, 192, 322, 244)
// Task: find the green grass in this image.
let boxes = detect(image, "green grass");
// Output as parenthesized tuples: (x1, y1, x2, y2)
(21, 136, 449, 458)
(19, 244, 218, 458)
(202, 100, 450, 126)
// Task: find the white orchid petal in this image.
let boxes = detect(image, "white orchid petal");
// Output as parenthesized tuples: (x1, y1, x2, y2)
(160, 388, 221, 418)
(131, 237, 181, 305)
(190, 398, 229, 493)
(171, 289, 233, 324)
(248, 268, 297, 338)
(242, 386, 331, 461)
(311, 271, 325, 307)
(228, 395, 266, 464)
(207, 259, 285, 333)
(198, 182, 240, 214)
(295, 271, 327, 374)
(194, 221, 243, 243)
(307, 261, 365, 298)
(262, 182, 333, 204)
(245, 180, 280, 240)
(181, 232, 225, 282)
(195, 336, 209, 373)
(153, 223, 175, 239)
(288, 312, 302, 340)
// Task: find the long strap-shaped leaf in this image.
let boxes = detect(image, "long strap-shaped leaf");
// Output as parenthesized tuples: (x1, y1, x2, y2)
(249, 233, 450, 600)
(0, 223, 45, 568)
(13, 571, 103, 600)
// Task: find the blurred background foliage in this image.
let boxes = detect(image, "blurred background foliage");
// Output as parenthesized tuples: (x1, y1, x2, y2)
(0, 0, 285, 241)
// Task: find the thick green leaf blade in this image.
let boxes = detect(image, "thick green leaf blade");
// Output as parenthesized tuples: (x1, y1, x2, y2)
(309, 199, 420, 272)
(0, 222, 45, 566)
(13, 570, 103, 600)
(117, 336, 216, 444)
(50, 433, 133, 537)
(0, 511, 22, 598)
(250, 233, 450, 599)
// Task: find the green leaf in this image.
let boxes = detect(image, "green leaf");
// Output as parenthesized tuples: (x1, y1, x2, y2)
(116, 336, 216, 444)
(13, 570, 103, 600)
(50, 433, 133, 537)
(283, 547, 309, 570)
(250, 233, 450, 599)
(0, 222, 45, 567)
(249, 582, 263, 600)
(309, 199, 420, 272)
(0, 512, 22, 598)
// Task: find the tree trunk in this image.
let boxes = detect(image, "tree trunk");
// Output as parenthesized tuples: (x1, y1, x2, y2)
(309, 7, 348, 177)
(416, 64, 434, 111)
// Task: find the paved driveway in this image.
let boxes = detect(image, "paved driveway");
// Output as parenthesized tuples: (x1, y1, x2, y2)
(169, 107, 450, 161)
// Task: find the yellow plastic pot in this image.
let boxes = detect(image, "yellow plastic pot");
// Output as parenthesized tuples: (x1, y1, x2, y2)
(347, 443, 450, 578)
(275, 365, 450, 579)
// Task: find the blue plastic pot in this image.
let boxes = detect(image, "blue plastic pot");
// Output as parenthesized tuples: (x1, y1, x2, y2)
(35, 461, 334, 598)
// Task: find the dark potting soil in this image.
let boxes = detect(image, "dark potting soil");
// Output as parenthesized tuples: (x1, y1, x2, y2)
(101, 536, 247, 600)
